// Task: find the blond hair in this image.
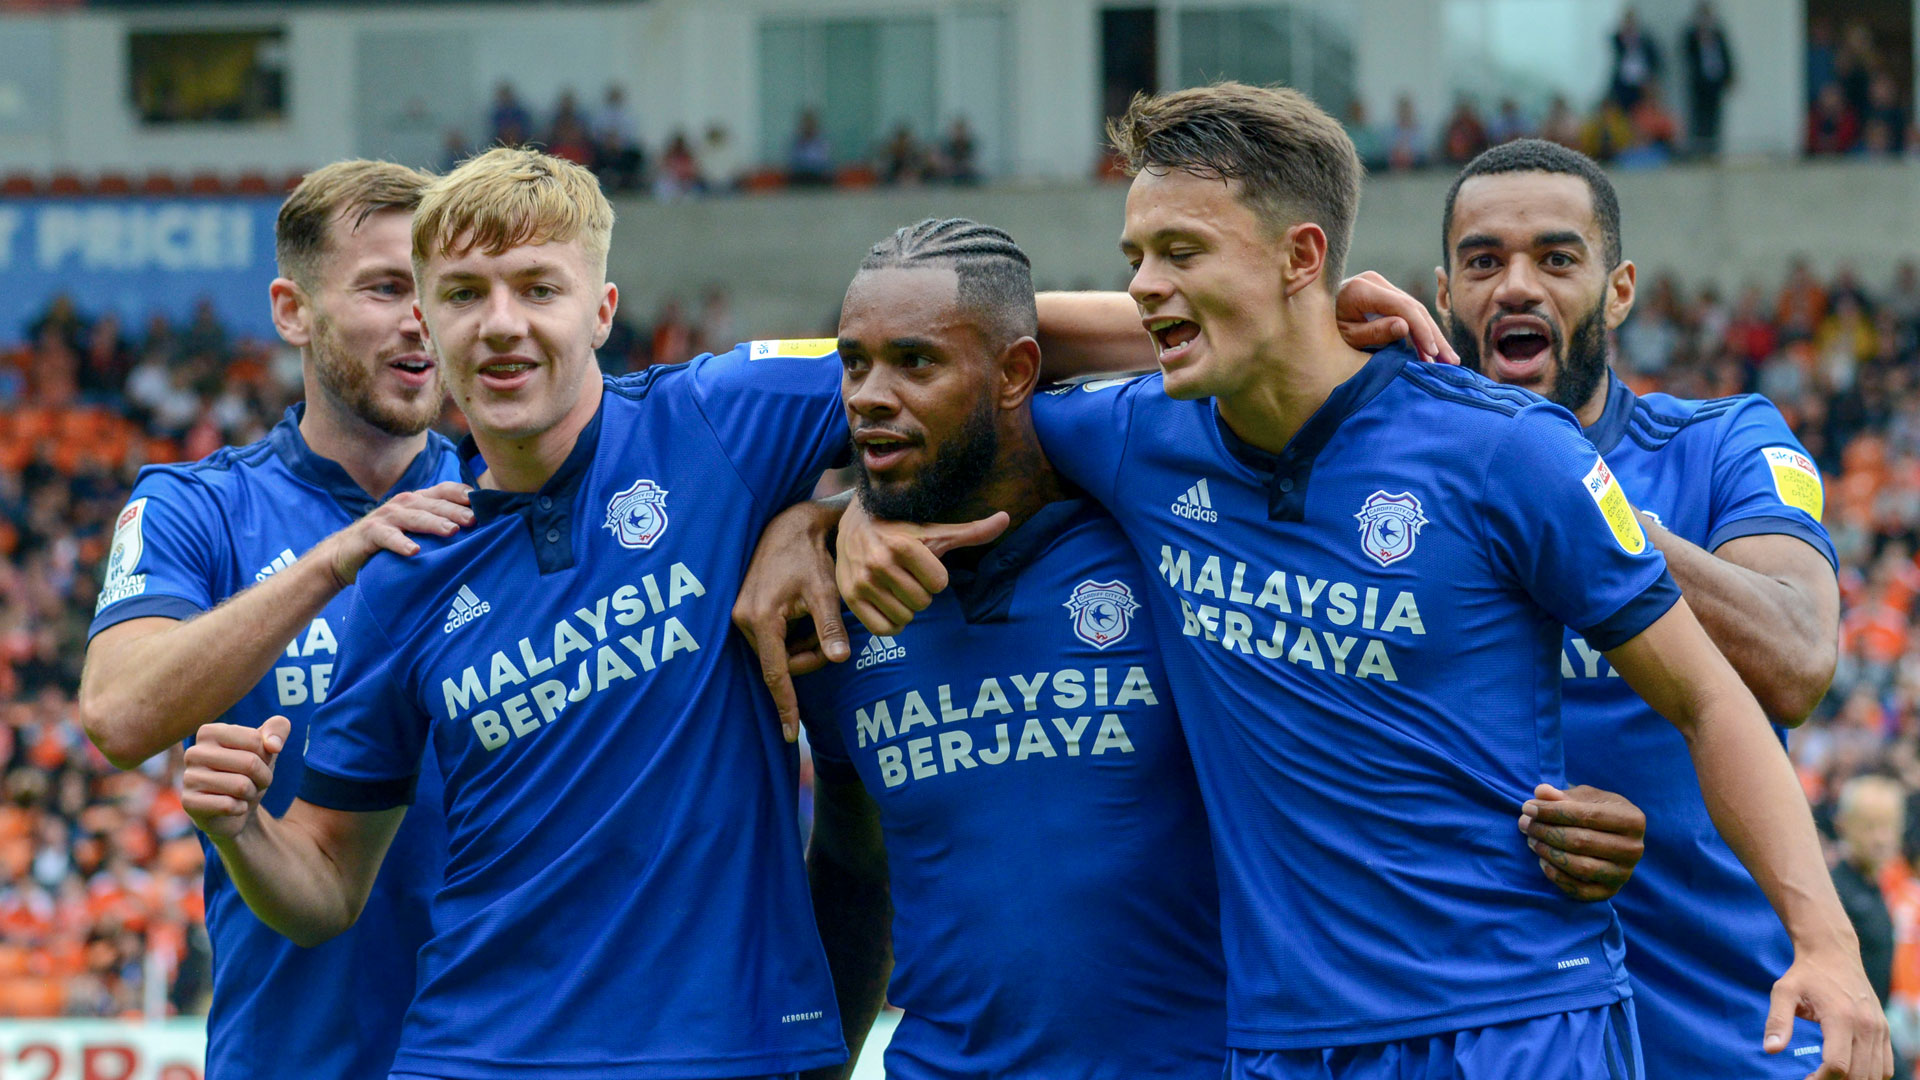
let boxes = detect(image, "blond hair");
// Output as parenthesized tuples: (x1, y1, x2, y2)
(276, 159, 434, 287)
(1107, 82, 1362, 286)
(411, 147, 615, 279)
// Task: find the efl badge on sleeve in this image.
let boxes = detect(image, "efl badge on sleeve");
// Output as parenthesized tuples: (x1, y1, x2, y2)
(1064, 579, 1141, 650)
(605, 479, 670, 550)
(1355, 491, 1428, 567)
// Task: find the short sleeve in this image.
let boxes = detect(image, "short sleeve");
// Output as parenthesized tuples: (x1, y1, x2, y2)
(88, 469, 228, 638)
(1031, 375, 1145, 506)
(1483, 403, 1681, 651)
(298, 588, 429, 812)
(685, 340, 848, 513)
(1703, 396, 1837, 569)
(794, 661, 855, 781)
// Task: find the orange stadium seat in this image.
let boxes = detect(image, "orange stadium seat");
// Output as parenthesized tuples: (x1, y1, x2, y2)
(834, 164, 879, 189)
(0, 977, 65, 1018)
(46, 171, 83, 197)
(1, 172, 36, 197)
(235, 170, 271, 194)
(94, 172, 132, 196)
(140, 172, 179, 196)
(741, 168, 787, 193)
(188, 171, 226, 195)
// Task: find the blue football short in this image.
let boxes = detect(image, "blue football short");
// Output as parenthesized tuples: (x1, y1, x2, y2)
(1227, 1000, 1642, 1080)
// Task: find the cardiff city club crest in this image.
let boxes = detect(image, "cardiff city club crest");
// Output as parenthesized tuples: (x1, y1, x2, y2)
(1063, 579, 1140, 650)
(604, 479, 669, 550)
(1354, 490, 1428, 567)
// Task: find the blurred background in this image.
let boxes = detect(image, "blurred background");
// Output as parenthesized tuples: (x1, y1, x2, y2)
(1, 0, 1919, 1074)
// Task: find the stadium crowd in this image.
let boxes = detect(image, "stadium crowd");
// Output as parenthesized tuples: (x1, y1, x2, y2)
(9, 253, 1920, 1046)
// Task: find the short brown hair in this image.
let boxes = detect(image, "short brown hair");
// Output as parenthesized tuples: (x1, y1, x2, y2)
(1107, 82, 1362, 285)
(276, 160, 434, 287)
(411, 147, 614, 280)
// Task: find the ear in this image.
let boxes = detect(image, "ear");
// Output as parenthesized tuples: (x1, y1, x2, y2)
(591, 282, 619, 349)
(1432, 266, 1454, 323)
(997, 335, 1043, 409)
(268, 278, 312, 349)
(1604, 259, 1638, 330)
(1281, 222, 1330, 298)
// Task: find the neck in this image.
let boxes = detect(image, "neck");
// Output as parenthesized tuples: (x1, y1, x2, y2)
(298, 374, 430, 499)
(949, 414, 1065, 539)
(1573, 369, 1613, 429)
(475, 378, 605, 492)
(1216, 290, 1373, 455)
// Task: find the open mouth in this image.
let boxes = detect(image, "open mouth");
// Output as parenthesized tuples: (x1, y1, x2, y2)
(476, 357, 537, 391)
(1145, 316, 1201, 363)
(1489, 317, 1553, 379)
(854, 428, 921, 472)
(388, 353, 436, 388)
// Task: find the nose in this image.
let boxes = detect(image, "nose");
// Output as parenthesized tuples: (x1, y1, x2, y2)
(478, 288, 526, 347)
(845, 364, 900, 421)
(398, 300, 425, 344)
(1128, 254, 1173, 310)
(1491, 257, 1548, 312)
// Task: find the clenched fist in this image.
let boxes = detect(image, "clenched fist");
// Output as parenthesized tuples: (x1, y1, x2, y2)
(183, 716, 291, 839)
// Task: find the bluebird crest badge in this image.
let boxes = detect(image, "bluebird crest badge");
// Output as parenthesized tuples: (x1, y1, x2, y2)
(1064, 579, 1141, 650)
(1355, 491, 1428, 567)
(605, 479, 670, 550)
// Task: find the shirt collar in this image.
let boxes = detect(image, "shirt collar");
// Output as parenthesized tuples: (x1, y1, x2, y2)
(458, 396, 607, 574)
(1212, 344, 1411, 521)
(268, 403, 451, 515)
(1582, 370, 1637, 456)
(947, 497, 1097, 623)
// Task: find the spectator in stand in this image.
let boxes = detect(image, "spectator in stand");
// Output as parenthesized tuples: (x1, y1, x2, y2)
(649, 296, 693, 367)
(1809, 19, 1840, 107)
(1619, 274, 1683, 376)
(593, 85, 645, 193)
(1540, 94, 1582, 148)
(488, 82, 532, 148)
(941, 117, 980, 184)
(1438, 95, 1489, 164)
(27, 296, 84, 357)
(1683, 1, 1736, 155)
(700, 123, 744, 192)
(694, 286, 733, 357)
(545, 91, 595, 165)
(1837, 23, 1880, 119)
(1345, 99, 1387, 171)
(1618, 79, 1680, 168)
(78, 316, 132, 405)
(1485, 98, 1528, 145)
(652, 131, 704, 201)
(1580, 98, 1635, 162)
(880, 124, 932, 185)
(1386, 93, 1427, 171)
(1779, 256, 1830, 342)
(1863, 74, 1910, 157)
(1833, 774, 1907, 1068)
(789, 108, 833, 187)
(439, 129, 469, 173)
(595, 314, 645, 376)
(1608, 7, 1663, 110)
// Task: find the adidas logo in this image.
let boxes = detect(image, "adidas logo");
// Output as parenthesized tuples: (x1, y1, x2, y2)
(442, 584, 492, 634)
(254, 548, 297, 582)
(1171, 478, 1218, 523)
(855, 634, 906, 670)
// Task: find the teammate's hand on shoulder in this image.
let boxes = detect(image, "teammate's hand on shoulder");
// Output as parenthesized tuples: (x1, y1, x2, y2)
(1768, 934, 1893, 1080)
(1335, 271, 1459, 365)
(182, 716, 290, 840)
(734, 498, 854, 742)
(835, 497, 1008, 637)
(320, 480, 474, 588)
(1518, 783, 1645, 902)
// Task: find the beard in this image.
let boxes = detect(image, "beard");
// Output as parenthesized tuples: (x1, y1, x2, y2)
(1447, 292, 1611, 415)
(309, 315, 442, 438)
(854, 397, 1000, 524)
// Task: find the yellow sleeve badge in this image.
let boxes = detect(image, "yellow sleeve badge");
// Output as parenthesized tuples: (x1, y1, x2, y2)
(1759, 446, 1824, 519)
(748, 338, 837, 360)
(1582, 456, 1646, 555)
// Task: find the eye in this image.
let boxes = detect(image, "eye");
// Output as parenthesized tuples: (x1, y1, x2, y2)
(841, 353, 869, 375)
(1544, 251, 1576, 269)
(902, 353, 935, 369)
(446, 287, 478, 303)
(1168, 248, 1199, 264)
(1466, 254, 1499, 272)
(371, 281, 405, 298)
(527, 284, 557, 300)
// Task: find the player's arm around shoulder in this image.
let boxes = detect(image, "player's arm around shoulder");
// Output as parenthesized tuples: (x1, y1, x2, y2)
(79, 479, 473, 768)
(1605, 604, 1891, 1080)
(183, 715, 406, 947)
(805, 759, 891, 1080)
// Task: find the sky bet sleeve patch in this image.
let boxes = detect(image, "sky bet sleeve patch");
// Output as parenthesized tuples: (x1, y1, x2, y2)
(1760, 445, 1824, 519)
(748, 338, 837, 360)
(1582, 456, 1646, 555)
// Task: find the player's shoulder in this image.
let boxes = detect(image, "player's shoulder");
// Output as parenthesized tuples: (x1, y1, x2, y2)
(608, 338, 841, 399)
(131, 433, 280, 504)
(1392, 359, 1545, 419)
(1624, 390, 1773, 452)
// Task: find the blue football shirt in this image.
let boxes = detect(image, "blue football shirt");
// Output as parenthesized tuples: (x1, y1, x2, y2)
(1562, 376, 1833, 1076)
(87, 405, 455, 1080)
(797, 499, 1226, 1080)
(298, 343, 849, 1079)
(1032, 345, 1682, 1050)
